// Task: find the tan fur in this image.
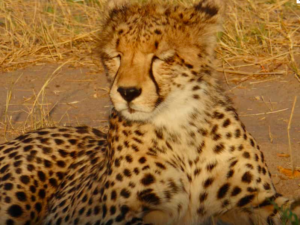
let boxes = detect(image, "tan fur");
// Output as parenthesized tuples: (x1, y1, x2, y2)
(0, 1, 299, 225)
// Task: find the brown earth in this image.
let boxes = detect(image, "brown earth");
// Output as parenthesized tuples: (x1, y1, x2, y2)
(0, 63, 299, 198)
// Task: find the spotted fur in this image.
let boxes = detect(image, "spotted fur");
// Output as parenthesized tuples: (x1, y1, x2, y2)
(1, 0, 300, 225)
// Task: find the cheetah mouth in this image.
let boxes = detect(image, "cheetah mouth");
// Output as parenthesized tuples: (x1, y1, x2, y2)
(128, 107, 136, 114)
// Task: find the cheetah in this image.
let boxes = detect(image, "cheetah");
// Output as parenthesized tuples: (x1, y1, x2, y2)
(0, 0, 300, 225)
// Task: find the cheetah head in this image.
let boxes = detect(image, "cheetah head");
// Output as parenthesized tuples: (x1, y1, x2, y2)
(98, 0, 224, 122)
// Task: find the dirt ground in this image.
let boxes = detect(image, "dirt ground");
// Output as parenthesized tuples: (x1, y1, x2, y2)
(0, 63, 299, 198)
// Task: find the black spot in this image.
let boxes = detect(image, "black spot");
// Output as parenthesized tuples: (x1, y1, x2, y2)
(58, 149, 68, 157)
(68, 139, 77, 145)
(154, 41, 159, 49)
(247, 187, 257, 193)
(102, 204, 107, 218)
(154, 29, 162, 35)
(37, 171, 46, 182)
(230, 160, 238, 168)
(120, 205, 129, 216)
(92, 128, 104, 137)
(54, 139, 64, 145)
(227, 170, 234, 178)
(44, 160, 52, 168)
(231, 186, 242, 196)
(192, 85, 201, 91)
(199, 192, 208, 202)
(114, 158, 120, 167)
(203, 177, 214, 188)
(123, 169, 131, 177)
(139, 157, 146, 164)
(16, 192, 27, 202)
(42, 147, 52, 154)
(13, 160, 22, 167)
(206, 162, 217, 171)
(263, 183, 271, 190)
(6, 219, 14, 225)
(197, 206, 206, 215)
(24, 145, 33, 152)
(214, 143, 225, 153)
(5, 196, 11, 203)
(118, 29, 124, 35)
(242, 171, 252, 183)
(38, 189, 46, 199)
(223, 119, 231, 127)
(193, 94, 200, 99)
(116, 174, 123, 181)
(185, 63, 193, 69)
(250, 139, 255, 147)
(222, 200, 230, 208)
(235, 129, 241, 138)
(243, 152, 250, 159)
(141, 174, 155, 186)
(238, 144, 244, 151)
(57, 160, 66, 168)
(155, 130, 163, 139)
(120, 189, 131, 198)
(155, 162, 166, 170)
(23, 138, 33, 143)
(125, 155, 133, 163)
(2, 173, 11, 181)
(8, 205, 23, 217)
(110, 206, 116, 215)
(237, 195, 255, 207)
(111, 190, 117, 201)
(49, 178, 57, 187)
(246, 164, 254, 169)
(217, 183, 230, 199)
(105, 219, 113, 225)
(226, 133, 232, 139)
(20, 175, 30, 184)
(138, 189, 160, 205)
(0, 164, 9, 173)
(213, 112, 224, 119)
(4, 183, 13, 190)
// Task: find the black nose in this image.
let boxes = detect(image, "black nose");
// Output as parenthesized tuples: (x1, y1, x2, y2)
(117, 87, 142, 102)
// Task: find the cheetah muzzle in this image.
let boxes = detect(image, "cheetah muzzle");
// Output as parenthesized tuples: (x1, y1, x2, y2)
(0, 0, 299, 225)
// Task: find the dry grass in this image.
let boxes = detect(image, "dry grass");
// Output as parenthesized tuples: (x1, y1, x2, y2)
(0, 0, 103, 72)
(219, 0, 300, 80)
(0, 0, 299, 74)
(0, 0, 299, 139)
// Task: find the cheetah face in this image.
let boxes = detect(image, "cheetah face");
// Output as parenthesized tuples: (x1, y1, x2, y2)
(99, 0, 223, 122)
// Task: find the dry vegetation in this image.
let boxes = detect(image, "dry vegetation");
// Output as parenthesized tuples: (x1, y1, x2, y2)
(0, 0, 299, 137)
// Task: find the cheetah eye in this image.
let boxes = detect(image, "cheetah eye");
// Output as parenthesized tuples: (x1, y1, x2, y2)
(106, 54, 121, 61)
(154, 50, 175, 62)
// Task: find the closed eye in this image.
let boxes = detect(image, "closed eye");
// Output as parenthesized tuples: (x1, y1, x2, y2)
(155, 50, 175, 62)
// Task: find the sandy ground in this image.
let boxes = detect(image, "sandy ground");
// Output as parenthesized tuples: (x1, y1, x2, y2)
(0, 63, 299, 198)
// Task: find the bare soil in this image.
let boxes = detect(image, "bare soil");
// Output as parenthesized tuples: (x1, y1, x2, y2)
(0, 64, 299, 197)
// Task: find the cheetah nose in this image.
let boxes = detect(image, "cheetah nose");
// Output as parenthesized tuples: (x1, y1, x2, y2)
(117, 87, 142, 102)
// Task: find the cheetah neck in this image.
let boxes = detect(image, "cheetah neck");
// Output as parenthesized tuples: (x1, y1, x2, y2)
(108, 78, 222, 159)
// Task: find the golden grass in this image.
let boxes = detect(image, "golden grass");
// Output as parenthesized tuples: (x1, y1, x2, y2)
(0, 0, 299, 74)
(0, 0, 299, 140)
(219, 0, 300, 80)
(0, 0, 103, 72)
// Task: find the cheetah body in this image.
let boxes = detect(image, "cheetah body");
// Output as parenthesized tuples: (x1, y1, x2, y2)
(1, 0, 300, 225)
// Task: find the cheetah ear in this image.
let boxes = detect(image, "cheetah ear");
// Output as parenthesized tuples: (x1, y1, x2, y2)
(192, 0, 225, 56)
(193, 0, 225, 18)
(104, 0, 131, 10)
